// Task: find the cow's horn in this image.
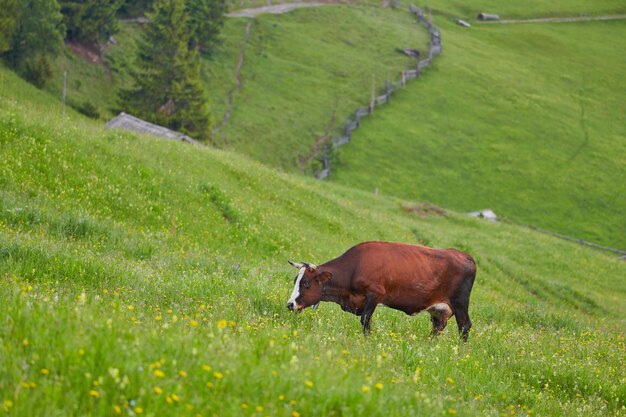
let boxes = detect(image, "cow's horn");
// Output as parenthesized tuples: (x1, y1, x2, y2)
(288, 260, 303, 269)
(304, 263, 317, 271)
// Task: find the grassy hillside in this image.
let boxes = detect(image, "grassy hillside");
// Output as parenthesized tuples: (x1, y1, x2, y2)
(432, 0, 626, 19)
(36, 24, 141, 121)
(331, 16, 626, 249)
(208, 4, 429, 171)
(39, 3, 429, 174)
(1, 66, 625, 416)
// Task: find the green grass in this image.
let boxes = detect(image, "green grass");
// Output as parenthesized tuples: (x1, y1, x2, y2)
(1, 65, 626, 416)
(206, 4, 430, 171)
(431, 0, 626, 19)
(37, 3, 431, 174)
(40, 23, 141, 120)
(331, 19, 626, 249)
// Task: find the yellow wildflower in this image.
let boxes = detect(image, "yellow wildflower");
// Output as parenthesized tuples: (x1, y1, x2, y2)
(213, 371, 223, 379)
(292, 411, 301, 417)
(134, 406, 143, 414)
(362, 385, 371, 392)
(154, 387, 163, 395)
(375, 383, 383, 390)
(206, 382, 214, 388)
(4, 400, 14, 411)
(179, 370, 188, 378)
(155, 316, 162, 321)
(22, 338, 29, 347)
(153, 369, 165, 378)
(89, 390, 100, 398)
(171, 393, 180, 402)
(166, 395, 173, 404)
(40, 368, 49, 375)
(113, 405, 122, 414)
(190, 320, 199, 327)
(278, 394, 285, 401)
(446, 377, 454, 384)
(217, 319, 227, 329)
(256, 405, 263, 412)
(412, 368, 421, 383)
(305, 380, 314, 388)
(202, 365, 211, 372)
(241, 403, 248, 410)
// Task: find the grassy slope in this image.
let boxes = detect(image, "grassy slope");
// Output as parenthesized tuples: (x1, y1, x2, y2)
(1, 67, 625, 416)
(432, 0, 626, 19)
(208, 5, 429, 171)
(331, 16, 626, 249)
(39, 3, 430, 172)
(42, 24, 142, 120)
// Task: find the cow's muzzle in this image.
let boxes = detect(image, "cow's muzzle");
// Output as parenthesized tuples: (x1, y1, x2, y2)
(287, 302, 303, 312)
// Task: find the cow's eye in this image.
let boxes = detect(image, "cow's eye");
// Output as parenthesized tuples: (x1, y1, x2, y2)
(302, 279, 310, 289)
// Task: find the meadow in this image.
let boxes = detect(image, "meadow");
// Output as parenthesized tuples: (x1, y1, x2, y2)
(41, 3, 430, 175)
(1, 65, 625, 416)
(331, 10, 626, 249)
(205, 4, 430, 171)
(37, 0, 626, 253)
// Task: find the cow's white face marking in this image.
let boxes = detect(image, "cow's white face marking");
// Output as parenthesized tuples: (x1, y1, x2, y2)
(288, 267, 306, 308)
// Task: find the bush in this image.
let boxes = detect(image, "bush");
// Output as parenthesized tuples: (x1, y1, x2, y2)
(71, 100, 101, 119)
(21, 55, 53, 88)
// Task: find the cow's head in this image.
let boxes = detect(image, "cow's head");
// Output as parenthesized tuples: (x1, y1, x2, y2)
(286, 261, 332, 312)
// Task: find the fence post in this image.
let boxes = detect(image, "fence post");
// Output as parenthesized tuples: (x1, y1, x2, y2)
(62, 71, 67, 117)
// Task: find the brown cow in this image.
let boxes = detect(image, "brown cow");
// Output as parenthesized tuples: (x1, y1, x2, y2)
(287, 241, 476, 340)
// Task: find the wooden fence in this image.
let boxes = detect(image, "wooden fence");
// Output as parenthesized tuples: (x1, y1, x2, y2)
(315, 3, 442, 179)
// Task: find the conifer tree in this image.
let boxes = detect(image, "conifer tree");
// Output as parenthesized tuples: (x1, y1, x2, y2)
(3, 0, 65, 87)
(121, 0, 210, 140)
(59, 0, 123, 44)
(187, 0, 226, 54)
(0, 0, 18, 53)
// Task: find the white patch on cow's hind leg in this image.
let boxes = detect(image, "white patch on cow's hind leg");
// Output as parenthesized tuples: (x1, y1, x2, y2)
(426, 303, 452, 319)
(288, 267, 306, 307)
(427, 303, 453, 335)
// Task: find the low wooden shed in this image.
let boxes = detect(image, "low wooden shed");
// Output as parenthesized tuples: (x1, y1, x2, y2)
(477, 13, 500, 21)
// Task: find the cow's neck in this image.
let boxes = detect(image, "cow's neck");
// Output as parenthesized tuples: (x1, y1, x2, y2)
(320, 281, 351, 305)
(319, 263, 352, 306)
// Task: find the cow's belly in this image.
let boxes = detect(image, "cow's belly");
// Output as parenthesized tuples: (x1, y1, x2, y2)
(380, 287, 440, 316)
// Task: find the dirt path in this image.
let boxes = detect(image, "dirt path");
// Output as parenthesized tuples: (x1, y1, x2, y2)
(476, 14, 626, 24)
(227, 2, 335, 18)
(213, 21, 253, 142)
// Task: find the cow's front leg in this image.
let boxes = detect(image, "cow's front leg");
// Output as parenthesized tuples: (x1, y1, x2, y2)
(360, 293, 380, 335)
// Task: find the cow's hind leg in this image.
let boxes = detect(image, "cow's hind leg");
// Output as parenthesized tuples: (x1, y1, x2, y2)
(451, 265, 476, 341)
(360, 293, 380, 335)
(426, 303, 453, 337)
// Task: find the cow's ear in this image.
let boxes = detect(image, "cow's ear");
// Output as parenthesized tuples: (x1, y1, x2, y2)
(317, 271, 333, 283)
